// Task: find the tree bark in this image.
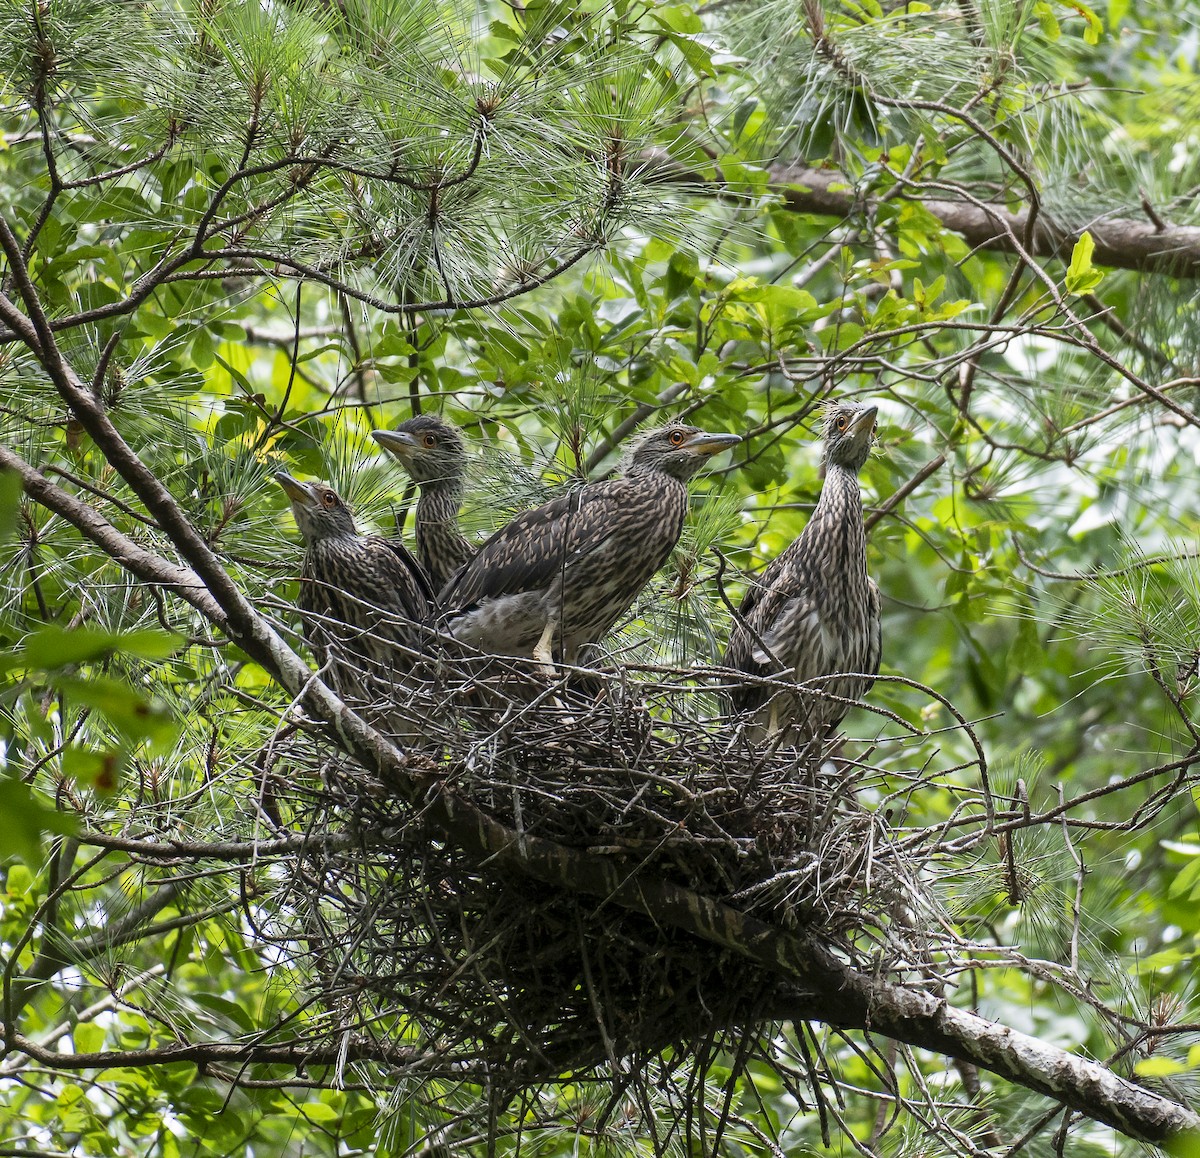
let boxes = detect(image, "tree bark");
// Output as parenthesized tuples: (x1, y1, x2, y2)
(2, 216, 1196, 1144)
(5, 435, 1197, 1141)
(772, 165, 1200, 278)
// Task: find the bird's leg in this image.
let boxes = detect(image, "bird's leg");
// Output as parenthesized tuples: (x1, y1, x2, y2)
(531, 617, 578, 724)
(532, 618, 557, 678)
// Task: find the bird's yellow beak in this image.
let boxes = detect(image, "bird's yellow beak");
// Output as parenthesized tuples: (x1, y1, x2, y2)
(372, 429, 421, 459)
(683, 431, 742, 457)
(274, 471, 318, 507)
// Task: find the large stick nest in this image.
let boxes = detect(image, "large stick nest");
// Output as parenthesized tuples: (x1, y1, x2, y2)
(259, 644, 942, 1089)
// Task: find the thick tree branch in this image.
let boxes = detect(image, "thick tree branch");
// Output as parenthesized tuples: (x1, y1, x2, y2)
(773, 165, 1200, 278)
(420, 795, 1199, 1144)
(0, 222, 409, 780)
(0, 444, 226, 626)
(1, 207, 1194, 1143)
(4, 429, 1195, 1139)
(8, 788, 1200, 1142)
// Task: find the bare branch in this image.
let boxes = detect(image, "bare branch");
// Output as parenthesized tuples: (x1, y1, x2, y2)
(773, 165, 1200, 278)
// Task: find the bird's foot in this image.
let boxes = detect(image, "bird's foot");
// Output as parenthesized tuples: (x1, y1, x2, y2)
(532, 620, 557, 679)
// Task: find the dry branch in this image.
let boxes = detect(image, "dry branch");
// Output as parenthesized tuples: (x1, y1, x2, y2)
(3, 434, 1197, 1142)
(2, 194, 1197, 1149)
(773, 165, 1200, 278)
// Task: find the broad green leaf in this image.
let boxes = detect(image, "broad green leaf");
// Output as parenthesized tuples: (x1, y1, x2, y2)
(16, 627, 180, 671)
(1167, 855, 1200, 900)
(0, 773, 76, 865)
(1134, 1056, 1188, 1077)
(1065, 231, 1104, 294)
(1034, 2, 1061, 39)
(72, 1022, 106, 1055)
(0, 470, 20, 543)
(61, 746, 123, 794)
(56, 676, 179, 748)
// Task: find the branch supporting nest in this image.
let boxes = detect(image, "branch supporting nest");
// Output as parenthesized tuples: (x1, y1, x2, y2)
(235, 645, 1199, 1143)
(257, 652, 925, 1078)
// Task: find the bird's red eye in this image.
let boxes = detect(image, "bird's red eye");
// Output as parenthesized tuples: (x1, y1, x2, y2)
(322, 491, 337, 507)
(669, 430, 685, 445)
(423, 434, 436, 448)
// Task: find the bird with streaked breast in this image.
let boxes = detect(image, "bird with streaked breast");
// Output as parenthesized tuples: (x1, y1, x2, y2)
(275, 472, 433, 698)
(438, 423, 741, 673)
(372, 416, 475, 591)
(724, 402, 881, 739)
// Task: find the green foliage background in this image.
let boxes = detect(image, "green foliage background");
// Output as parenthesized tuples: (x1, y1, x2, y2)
(1, 0, 1200, 1154)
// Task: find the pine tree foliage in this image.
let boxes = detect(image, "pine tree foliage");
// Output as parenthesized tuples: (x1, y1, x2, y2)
(2, 0, 1200, 1155)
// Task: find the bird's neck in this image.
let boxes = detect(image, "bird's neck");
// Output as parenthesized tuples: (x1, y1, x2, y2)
(305, 520, 359, 551)
(415, 482, 463, 526)
(305, 530, 358, 570)
(625, 465, 687, 490)
(814, 463, 867, 574)
(414, 483, 473, 583)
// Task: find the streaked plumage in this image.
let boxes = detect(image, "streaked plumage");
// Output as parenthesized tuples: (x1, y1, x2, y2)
(439, 424, 741, 671)
(275, 472, 433, 699)
(372, 416, 475, 590)
(724, 403, 881, 738)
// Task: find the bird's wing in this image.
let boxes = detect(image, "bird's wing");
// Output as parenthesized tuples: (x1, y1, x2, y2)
(755, 590, 824, 673)
(360, 537, 432, 622)
(726, 538, 816, 668)
(379, 537, 436, 607)
(866, 578, 881, 678)
(440, 481, 628, 608)
(731, 547, 790, 624)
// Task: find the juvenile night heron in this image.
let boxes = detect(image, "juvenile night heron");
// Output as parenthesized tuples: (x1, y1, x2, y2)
(372, 416, 475, 590)
(439, 423, 741, 673)
(724, 402, 880, 739)
(275, 473, 433, 700)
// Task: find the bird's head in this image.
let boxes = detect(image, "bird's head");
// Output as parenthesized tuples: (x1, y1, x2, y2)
(624, 424, 741, 480)
(372, 415, 467, 489)
(274, 473, 358, 543)
(823, 403, 878, 473)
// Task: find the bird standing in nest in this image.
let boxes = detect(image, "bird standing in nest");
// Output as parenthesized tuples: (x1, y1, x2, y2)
(724, 402, 880, 739)
(275, 473, 433, 701)
(439, 423, 741, 674)
(372, 416, 475, 591)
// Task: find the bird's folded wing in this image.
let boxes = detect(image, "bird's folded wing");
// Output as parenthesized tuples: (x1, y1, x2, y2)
(733, 550, 788, 623)
(358, 538, 433, 621)
(865, 577, 882, 678)
(378, 537, 436, 606)
(440, 481, 627, 608)
(753, 592, 821, 670)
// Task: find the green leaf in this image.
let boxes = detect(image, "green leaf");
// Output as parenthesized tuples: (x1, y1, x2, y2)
(1034, 1, 1061, 39)
(61, 747, 124, 794)
(1073, 1, 1103, 43)
(1008, 617, 1042, 674)
(727, 280, 819, 313)
(0, 773, 76, 865)
(1167, 855, 1200, 901)
(57, 676, 179, 748)
(0, 470, 20, 544)
(651, 6, 702, 33)
(1134, 1056, 1188, 1077)
(72, 1022, 106, 1055)
(192, 992, 258, 1033)
(1164, 1126, 1200, 1157)
(1065, 231, 1104, 294)
(15, 626, 180, 671)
